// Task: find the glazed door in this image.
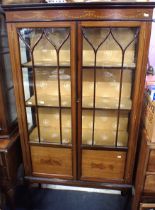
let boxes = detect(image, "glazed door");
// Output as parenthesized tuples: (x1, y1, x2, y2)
(13, 22, 76, 179)
(78, 21, 145, 183)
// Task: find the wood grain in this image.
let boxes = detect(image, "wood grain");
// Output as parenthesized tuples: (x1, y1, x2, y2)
(144, 175, 155, 193)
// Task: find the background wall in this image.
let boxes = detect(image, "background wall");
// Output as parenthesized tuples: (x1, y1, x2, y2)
(149, 9, 155, 68)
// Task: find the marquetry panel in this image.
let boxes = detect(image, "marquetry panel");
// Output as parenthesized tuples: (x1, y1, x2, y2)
(31, 146, 72, 178)
(81, 150, 126, 181)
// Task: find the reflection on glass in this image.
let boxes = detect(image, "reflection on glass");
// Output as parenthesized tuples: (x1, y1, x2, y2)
(3, 53, 13, 89)
(18, 28, 71, 145)
(26, 107, 39, 142)
(0, 13, 17, 124)
(7, 88, 17, 122)
(82, 27, 138, 147)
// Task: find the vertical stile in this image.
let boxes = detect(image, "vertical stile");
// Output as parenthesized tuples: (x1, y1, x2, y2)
(92, 52, 97, 146)
(57, 51, 63, 144)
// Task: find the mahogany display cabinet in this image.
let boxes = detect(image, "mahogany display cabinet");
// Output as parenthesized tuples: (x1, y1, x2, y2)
(132, 129, 155, 210)
(3, 1, 155, 190)
(139, 203, 155, 210)
(0, 8, 17, 138)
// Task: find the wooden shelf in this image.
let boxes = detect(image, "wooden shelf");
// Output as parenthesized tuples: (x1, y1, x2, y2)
(29, 126, 128, 147)
(22, 60, 136, 69)
(83, 66, 135, 70)
(82, 96, 131, 110)
(26, 95, 71, 107)
(26, 95, 132, 110)
(22, 61, 70, 68)
(29, 126, 71, 144)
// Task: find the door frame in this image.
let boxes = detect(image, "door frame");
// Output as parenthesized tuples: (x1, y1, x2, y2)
(7, 21, 77, 180)
(77, 21, 152, 184)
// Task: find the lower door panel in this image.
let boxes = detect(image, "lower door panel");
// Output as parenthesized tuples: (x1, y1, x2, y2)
(81, 150, 126, 181)
(30, 146, 73, 179)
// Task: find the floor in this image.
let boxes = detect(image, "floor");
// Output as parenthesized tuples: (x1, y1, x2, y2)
(11, 185, 131, 210)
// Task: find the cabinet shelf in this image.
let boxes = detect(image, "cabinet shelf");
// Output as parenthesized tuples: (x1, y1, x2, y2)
(21, 61, 136, 69)
(83, 62, 136, 69)
(29, 126, 71, 144)
(28, 126, 128, 147)
(22, 61, 70, 68)
(29, 141, 72, 148)
(26, 95, 71, 107)
(81, 145, 128, 151)
(83, 66, 135, 70)
(26, 95, 132, 110)
(82, 96, 132, 110)
(26, 104, 71, 109)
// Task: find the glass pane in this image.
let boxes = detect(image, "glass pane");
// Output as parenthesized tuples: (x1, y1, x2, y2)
(27, 107, 39, 142)
(6, 88, 17, 123)
(3, 53, 13, 89)
(0, 13, 17, 125)
(18, 27, 71, 145)
(82, 27, 138, 147)
(0, 13, 8, 53)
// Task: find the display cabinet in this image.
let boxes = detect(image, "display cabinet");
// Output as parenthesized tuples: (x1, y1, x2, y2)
(3, 1, 155, 190)
(0, 9, 17, 138)
(139, 203, 155, 210)
(0, 7, 22, 210)
(132, 128, 155, 210)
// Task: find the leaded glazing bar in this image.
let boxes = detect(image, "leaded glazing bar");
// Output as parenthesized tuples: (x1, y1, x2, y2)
(82, 27, 139, 147)
(18, 27, 71, 145)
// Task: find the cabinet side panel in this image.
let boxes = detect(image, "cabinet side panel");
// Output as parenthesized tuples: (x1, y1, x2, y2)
(125, 22, 152, 183)
(7, 23, 32, 175)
